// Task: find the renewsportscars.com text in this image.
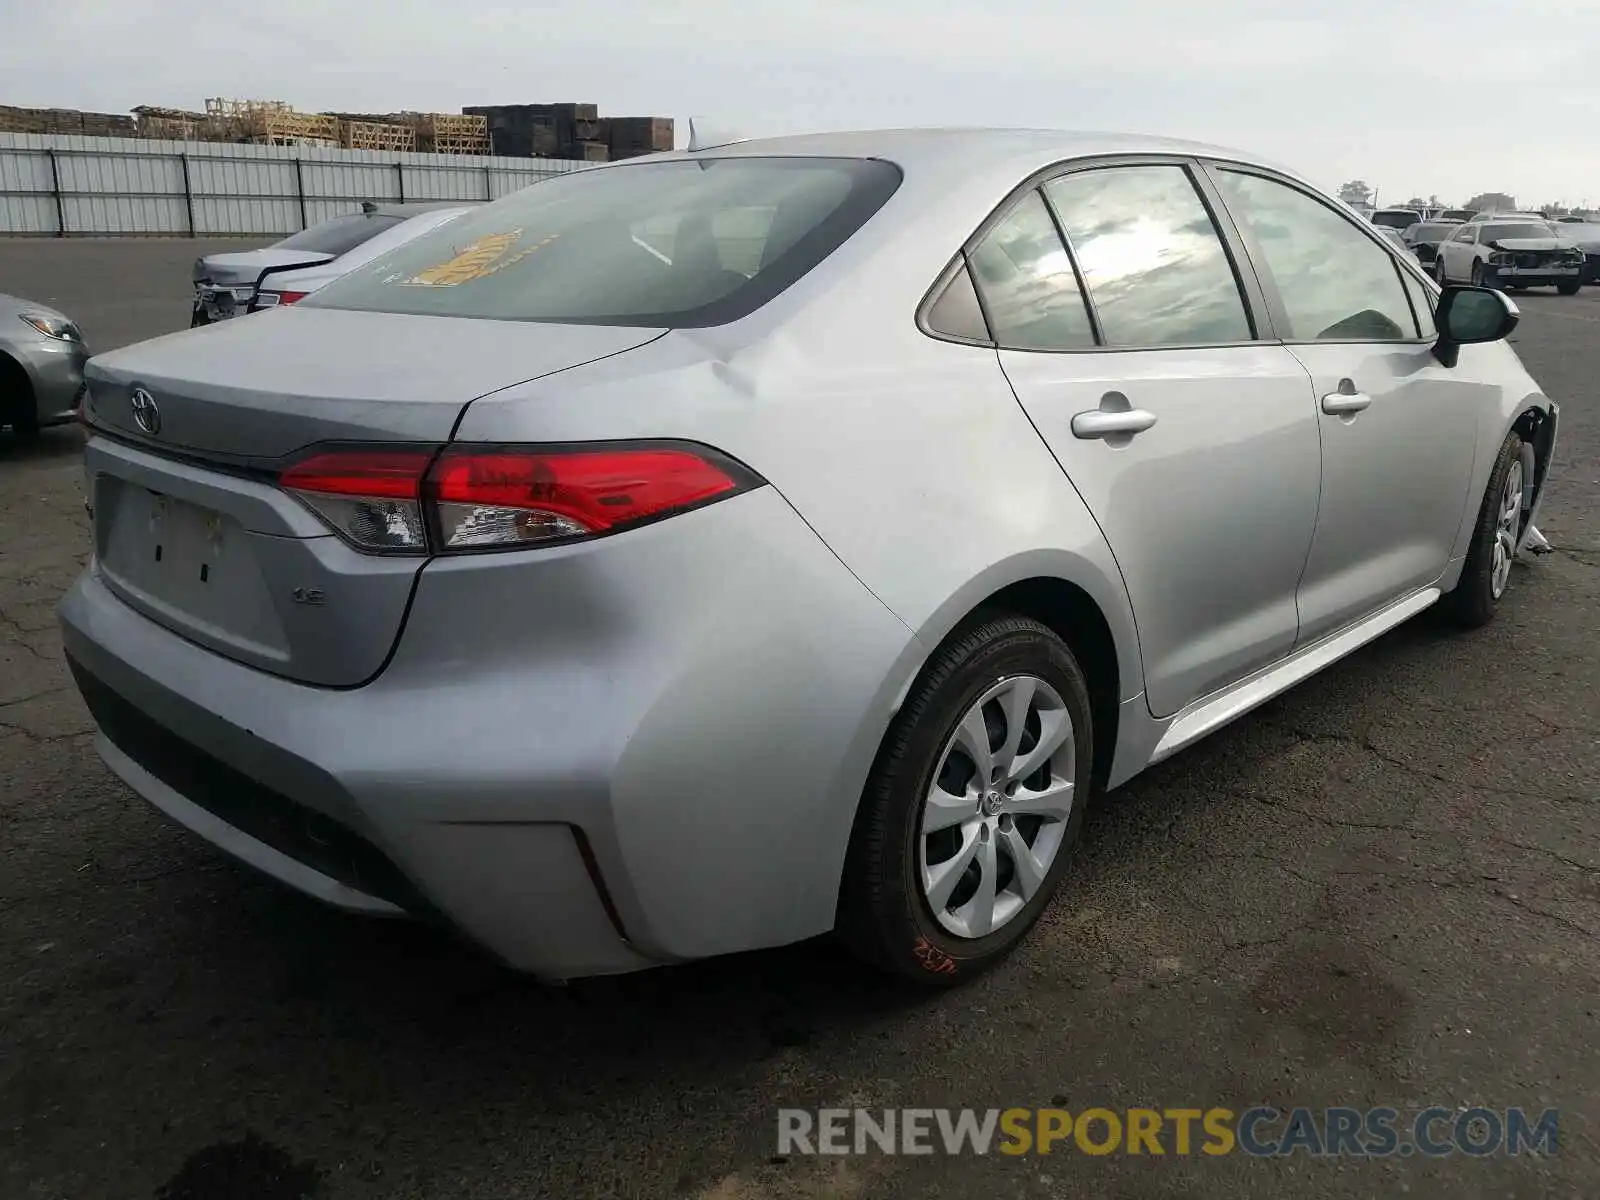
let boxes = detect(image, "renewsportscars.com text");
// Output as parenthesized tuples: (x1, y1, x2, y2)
(777, 1106, 1559, 1158)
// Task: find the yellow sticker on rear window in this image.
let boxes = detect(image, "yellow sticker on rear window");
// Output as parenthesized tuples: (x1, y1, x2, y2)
(399, 229, 558, 287)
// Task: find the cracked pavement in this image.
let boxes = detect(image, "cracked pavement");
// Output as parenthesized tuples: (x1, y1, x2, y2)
(1, 240, 1597, 1198)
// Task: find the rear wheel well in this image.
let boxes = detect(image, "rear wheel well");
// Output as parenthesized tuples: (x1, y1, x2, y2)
(0, 351, 35, 432)
(964, 578, 1121, 791)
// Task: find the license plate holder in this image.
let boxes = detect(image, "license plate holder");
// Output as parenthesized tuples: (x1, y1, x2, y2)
(100, 486, 244, 623)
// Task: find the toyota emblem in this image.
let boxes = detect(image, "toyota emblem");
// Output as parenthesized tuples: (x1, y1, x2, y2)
(129, 387, 161, 436)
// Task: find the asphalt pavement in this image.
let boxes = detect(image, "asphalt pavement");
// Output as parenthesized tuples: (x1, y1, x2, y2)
(1, 240, 1597, 1199)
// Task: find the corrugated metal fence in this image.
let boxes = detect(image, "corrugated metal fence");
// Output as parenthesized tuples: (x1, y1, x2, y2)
(0, 133, 593, 237)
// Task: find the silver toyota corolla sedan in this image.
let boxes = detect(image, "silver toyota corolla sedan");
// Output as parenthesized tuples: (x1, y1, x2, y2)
(61, 129, 1559, 985)
(1, 293, 90, 435)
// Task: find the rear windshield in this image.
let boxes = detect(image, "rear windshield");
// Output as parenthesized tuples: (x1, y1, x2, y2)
(1410, 222, 1458, 241)
(1481, 223, 1555, 241)
(304, 157, 903, 327)
(274, 213, 402, 256)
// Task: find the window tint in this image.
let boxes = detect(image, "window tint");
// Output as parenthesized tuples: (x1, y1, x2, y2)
(1399, 269, 1437, 339)
(1454, 226, 1478, 242)
(1216, 170, 1418, 341)
(1043, 165, 1252, 347)
(307, 157, 901, 327)
(1372, 210, 1419, 230)
(968, 191, 1095, 351)
(924, 260, 990, 343)
(275, 213, 400, 256)
(1480, 223, 1555, 241)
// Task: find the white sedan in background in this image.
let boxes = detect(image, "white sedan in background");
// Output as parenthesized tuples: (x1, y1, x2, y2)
(190, 202, 477, 324)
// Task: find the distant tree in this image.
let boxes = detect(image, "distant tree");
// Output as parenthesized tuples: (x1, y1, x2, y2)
(1337, 180, 1373, 206)
(1465, 191, 1516, 213)
(1405, 196, 1428, 209)
(1428, 193, 1444, 207)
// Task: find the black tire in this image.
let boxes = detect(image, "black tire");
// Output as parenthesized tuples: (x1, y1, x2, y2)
(190, 306, 210, 328)
(1557, 280, 1581, 296)
(1441, 430, 1525, 628)
(1470, 261, 1487, 287)
(1434, 257, 1448, 285)
(837, 613, 1094, 986)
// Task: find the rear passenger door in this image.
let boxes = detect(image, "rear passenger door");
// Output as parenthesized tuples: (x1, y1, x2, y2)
(1206, 166, 1477, 644)
(985, 160, 1323, 719)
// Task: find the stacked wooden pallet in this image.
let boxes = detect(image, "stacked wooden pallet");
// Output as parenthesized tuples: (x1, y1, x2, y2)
(340, 120, 417, 152)
(255, 109, 340, 147)
(132, 105, 210, 140)
(0, 104, 136, 137)
(410, 112, 490, 155)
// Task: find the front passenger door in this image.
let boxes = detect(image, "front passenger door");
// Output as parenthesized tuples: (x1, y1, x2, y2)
(990, 163, 1323, 718)
(1209, 167, 1478, 644)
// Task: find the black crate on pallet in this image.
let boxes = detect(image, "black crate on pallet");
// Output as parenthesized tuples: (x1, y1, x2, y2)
(608, 116, 675, 158)
(530, 124, 560, 157)
(464, 103, 601, 158)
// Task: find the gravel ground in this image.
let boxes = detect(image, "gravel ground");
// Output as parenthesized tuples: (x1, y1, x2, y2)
(1, 240, 1597, 1199)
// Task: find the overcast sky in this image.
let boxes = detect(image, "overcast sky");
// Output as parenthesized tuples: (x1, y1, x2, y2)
(5, 0, 1595, 206)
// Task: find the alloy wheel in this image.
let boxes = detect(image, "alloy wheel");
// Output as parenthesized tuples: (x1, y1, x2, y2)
(1491, 459, 1523, 599)
(918, 675, 1076, 939)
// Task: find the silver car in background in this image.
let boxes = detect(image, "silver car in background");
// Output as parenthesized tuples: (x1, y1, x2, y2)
(190, 201, 476, 325)
(1, 293, 89, 436)
(63, 129, 1558, 985)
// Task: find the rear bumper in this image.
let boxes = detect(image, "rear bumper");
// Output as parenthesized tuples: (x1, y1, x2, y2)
(11, 336, 88, 427)
(59, 486, 917, 979)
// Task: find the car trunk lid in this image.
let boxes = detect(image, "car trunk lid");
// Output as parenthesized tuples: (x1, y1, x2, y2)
(82, 308, 664, 686)
(193, 248, 335, 289)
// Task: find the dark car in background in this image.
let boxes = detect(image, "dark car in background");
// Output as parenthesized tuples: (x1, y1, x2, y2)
(1558, 221, 1600, 283)
(1403, 218, 1464, 266)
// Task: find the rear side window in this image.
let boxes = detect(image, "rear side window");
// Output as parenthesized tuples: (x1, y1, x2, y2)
(1215, 170, 1419, 341)
(274, 213, 400, 256)
(967, 191, 1095, 351)
(305, 157, 902, 327)
(1043, 165, 1253, 347)
(924, 260, 990, 343)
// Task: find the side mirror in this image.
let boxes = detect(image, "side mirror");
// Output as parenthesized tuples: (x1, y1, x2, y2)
(1433, 285, 1520, 367)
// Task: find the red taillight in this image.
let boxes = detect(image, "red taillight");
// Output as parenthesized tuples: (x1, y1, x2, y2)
(281, 450, 432, 499)
(280, 449, 433, 553)
(256, 290, 309, 309)
(279, 443, 757, 554)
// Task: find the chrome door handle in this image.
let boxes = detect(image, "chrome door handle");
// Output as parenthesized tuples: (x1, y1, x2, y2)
(1321, 390, 1372, 415)
(1071, 408, 1159, 440)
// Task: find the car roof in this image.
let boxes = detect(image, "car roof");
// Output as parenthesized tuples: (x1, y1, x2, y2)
(642, 127, 1310, 189)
